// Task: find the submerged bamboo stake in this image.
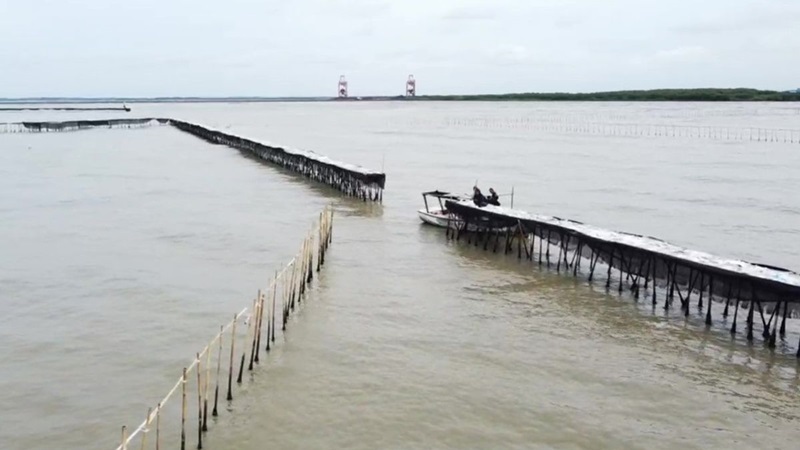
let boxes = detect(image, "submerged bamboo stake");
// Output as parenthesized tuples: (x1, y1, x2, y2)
(213, 326, 222, 416)
(255, 290, 265, 364)
(181, 368, 187, 450)
(203, 346, 210, 431)
(155, 403, 161, 450)
(196, 354, 203, 449)
(249, 295, 260, 371)
(238, 300, 255, 383)
(227, 315, 236, 401)
(110, 207, 337, 450)
(271, 270, 278, 343)
(307, 231, 314, 284)
(265, 289, 272, 352)
(317, 212, 324, 271)
(139, 407, 151, 450)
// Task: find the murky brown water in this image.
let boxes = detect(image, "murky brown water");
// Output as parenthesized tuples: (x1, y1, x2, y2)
(1, 102, 799, 450)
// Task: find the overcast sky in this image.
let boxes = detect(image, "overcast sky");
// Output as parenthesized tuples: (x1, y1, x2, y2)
(1, 0, 798, 97)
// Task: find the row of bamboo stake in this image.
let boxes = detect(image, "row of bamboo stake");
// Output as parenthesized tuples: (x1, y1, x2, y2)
(116, 206, 334, 450)
(392, 117, 800, 144)
(0, 121, 163, 134)
(432, 119, 800, 143)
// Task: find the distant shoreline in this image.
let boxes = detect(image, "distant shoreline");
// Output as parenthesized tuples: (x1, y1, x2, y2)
(1, 88, 798, 104)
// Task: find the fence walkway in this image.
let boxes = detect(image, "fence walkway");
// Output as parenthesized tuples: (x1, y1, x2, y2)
(0, 118, 386, 202)
(444, 199, 800, 357)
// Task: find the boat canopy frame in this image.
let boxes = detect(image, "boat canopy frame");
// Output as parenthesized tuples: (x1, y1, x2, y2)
(421, 191, 464, 213)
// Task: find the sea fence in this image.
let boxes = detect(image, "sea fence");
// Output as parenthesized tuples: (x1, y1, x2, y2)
(394, 116, 800, 144)
(115, 206, 333, 450)
(0, 118, 165, 133)
(0, 118, 386, 202)
(0, 106, 131, 111)
(169, 120, 386, 202)
(443, 200, 800, 357)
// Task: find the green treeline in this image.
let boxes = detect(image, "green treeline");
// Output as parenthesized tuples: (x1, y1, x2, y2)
(409, 88, 800, 102)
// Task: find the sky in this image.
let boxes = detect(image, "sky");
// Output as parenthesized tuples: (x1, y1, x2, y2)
(0, 0, 798, 97)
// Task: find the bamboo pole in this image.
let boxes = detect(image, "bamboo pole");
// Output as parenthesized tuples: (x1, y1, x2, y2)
(307, 231, 314, 284)
(249, 295, 260, 371)
(110, 209, 337, 450)
(317, 212, 323, 272)
(196, 354, 203, 449)
(155, 403, 161, 450)
(272, 269, 277, 343)
(238, 300, 255, 384)
(181, 368, 187, 450)
(227, 315, 236, 401)
(139, 408, 151, 450)
(203, 345, 210, 431)
(213, 326, 222, 416)
(255, 289, 265, 364)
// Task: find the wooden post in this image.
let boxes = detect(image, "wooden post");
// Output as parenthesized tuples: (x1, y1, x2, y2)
(121, 425, 128, 450)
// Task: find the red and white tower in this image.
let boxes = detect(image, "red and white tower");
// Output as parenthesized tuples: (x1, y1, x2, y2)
(337, 75, 348, 98)
(405, 75, 416, 97)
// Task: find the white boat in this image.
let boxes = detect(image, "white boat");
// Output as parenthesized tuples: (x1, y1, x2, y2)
(418, 190, 511, 232)
(418, 190, 465, 228)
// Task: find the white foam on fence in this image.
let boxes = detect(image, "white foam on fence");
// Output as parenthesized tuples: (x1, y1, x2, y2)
(177, 120, 383, 177)
(452, 200, 800, 288)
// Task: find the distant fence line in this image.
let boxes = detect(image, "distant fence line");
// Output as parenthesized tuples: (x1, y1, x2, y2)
(394, 117, 800, 144)
(116, 206, 333, 450)
(0, 118, 163, 133)
(0, 118, 386, 202)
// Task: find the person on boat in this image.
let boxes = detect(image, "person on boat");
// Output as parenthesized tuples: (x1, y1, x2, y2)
(472, 186, 488, 207)
(487, 188, 500, 206)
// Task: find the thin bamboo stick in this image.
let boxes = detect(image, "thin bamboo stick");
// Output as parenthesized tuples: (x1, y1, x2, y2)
(213, 326, 222, 416)
(238, 300, 255, 384)
(203, 345, 210, 431)
(181, 367, 187, 450)
(255, 289, 265, 364)
(139, 408, 151, 450)
(155, 403, 161, 450)
(271, 270, 277, 343)
(227, 314, 236, 401)
(249, 295, 260, 371)
(196, 354, 203, 449)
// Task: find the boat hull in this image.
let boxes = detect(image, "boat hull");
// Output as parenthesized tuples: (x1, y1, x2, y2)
(418, 209, 510, 233)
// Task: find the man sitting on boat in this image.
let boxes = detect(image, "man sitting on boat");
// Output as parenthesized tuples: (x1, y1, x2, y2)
(487, 188, 500, 206)
(472, 186, 488, 207)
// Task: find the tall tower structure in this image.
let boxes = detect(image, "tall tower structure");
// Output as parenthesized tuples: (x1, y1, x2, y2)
(338, 75, 349, 98)
(405, 75, 416, 97)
